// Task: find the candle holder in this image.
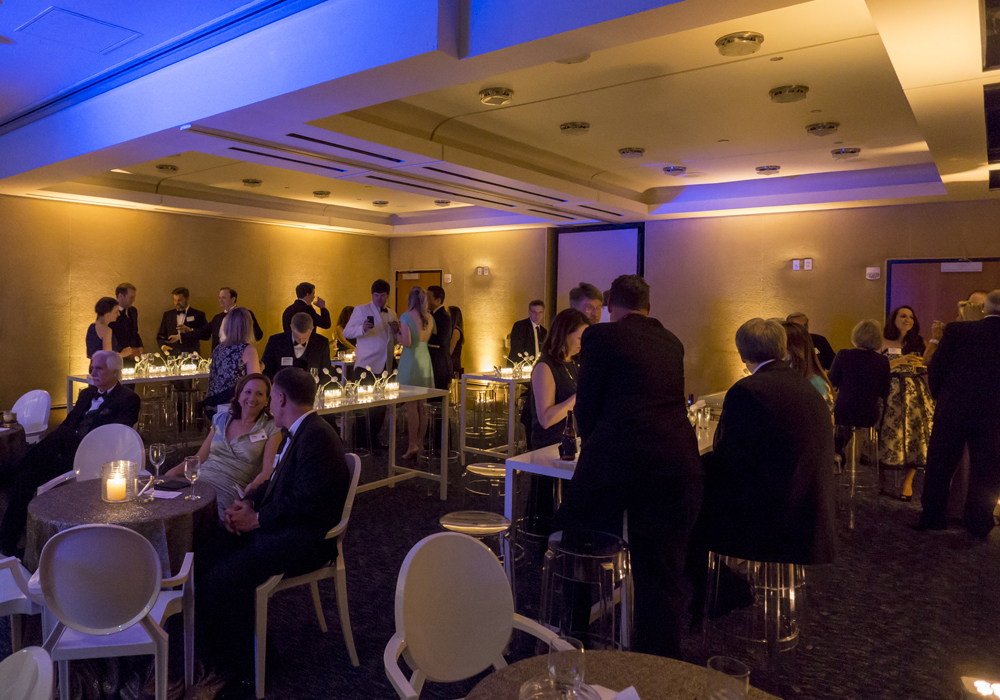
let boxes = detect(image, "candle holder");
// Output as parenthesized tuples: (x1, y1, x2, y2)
(101, 460, 139, 503)
(497, 352, 535, 380)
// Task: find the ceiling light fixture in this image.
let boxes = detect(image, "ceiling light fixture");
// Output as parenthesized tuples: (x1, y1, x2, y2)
(755, 165, 781, 176)
(806, 122, 840, 136)
(479, 87, 514, 106)
(372, 200, 389, 207)
(242, 178, 262, 187)
(831, 147, 861, 159)
(560, 122, 591, 136)
(313, 190, 330, 198)
(618, 147, 645, 159)
(155, 164, 179, 172)
(769, 85, 809, 103)
(434, 200, 451, 207)
(663, 165, 687, 176)
(770, 56, 783, 62)
(555, 53, 591, 64)
(715, 31, 764, 56)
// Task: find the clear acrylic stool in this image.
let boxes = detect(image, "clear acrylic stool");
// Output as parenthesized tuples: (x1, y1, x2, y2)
(462, 462, 506, 512)
(840, 425, 879, 529)
(439, 510, 515, 597)
(538, 530, 633, 650)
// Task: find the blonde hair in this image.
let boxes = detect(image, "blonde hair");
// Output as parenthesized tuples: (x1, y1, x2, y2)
(408, 286, 430, 329)
(850, 319, 883, 351)
(220, 307, 253, 346)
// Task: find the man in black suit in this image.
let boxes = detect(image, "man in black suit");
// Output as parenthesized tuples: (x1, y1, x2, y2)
(427, 285, 453, 390)
(261, 312, 331, 381)
(282, 282, 331, 333)
(197, 368, 349, 680)
(156, 287, 208, 355)
(508, 299, 546, 365)
(173, 287, 263, 350)
(917, 289, 1000, 538)
(109, 282, 144, 364)
(0, 351, 142, 555)
(787, 311, 836, 370)
(555, 275, 702, 659)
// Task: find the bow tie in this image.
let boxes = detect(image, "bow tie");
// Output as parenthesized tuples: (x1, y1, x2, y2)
(294, 343, 306, 349)
(379, 308, 387, 313)
(280, 427, 290, 439)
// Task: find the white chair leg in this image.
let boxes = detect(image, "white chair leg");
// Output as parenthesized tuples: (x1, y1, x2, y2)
(309, 581, 328, 633)
(255, 589, 269, 699)
(335, 566, 359, 667)
(140, 617, 169, 700)
(10, 613, 22, 652)
(58, 660, 70, 700)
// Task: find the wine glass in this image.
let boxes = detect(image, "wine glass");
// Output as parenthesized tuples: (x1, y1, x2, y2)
(183, 456, 201, 500)
(149, 443, 166, 483)
(547, 636, 584, 690)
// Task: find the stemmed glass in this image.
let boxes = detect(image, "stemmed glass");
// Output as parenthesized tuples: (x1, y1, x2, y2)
(183, 456, 201, 500)
(149, 443, 166, 484)
(547, 636, 585, 690)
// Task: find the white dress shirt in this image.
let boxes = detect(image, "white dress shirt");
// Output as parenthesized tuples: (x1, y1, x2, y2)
(531, 321, 540, 358)
(176, 306, 190, 328)
(752, 359, 777, 374)
(88, 384, 117, 413)
(343, 301, 398, 373)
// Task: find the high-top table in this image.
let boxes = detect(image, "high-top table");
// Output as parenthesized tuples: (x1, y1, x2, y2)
(460, 372, 531, 465)
(66, 372, 211, 409)
(316, 385, 450, 499)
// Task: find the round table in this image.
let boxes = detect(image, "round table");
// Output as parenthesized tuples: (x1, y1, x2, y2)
(24, 479, 217, 575)
(465, 651, 781, 700)
(0, 423, 28, 478)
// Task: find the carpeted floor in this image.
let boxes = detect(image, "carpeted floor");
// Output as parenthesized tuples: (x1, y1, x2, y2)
(2, 423, 998, 700)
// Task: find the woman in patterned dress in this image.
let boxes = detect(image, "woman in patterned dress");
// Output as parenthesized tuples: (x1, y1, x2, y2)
(206, 307, 261, 408)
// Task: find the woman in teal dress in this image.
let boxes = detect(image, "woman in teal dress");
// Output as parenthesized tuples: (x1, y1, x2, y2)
(395, 286, 434, 459)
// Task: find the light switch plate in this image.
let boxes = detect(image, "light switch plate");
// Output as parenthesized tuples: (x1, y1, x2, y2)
(804, 258, 813, 271)
(792, 259, 801, 271)
(444, 274, 452, 283)
(866, 267, 881, 280)
(476, 267, 483, 275)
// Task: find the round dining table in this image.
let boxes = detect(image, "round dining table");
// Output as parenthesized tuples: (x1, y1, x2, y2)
(23, 478, 217, 575)
(465, 650, 781, 700)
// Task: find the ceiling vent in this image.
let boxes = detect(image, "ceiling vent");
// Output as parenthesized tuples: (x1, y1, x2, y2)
(755, 165, 781, 176)
(618, 147, 645, 159)
(313, 190, 330, 198)
(715, 31, 764, 56)
(663, 165, 687, 176)
(372, 200, 389, 207)
(560, 122, 591, 136)
(434, 200, 451, 207)
(479, 87, 514, 106)
(242, 178, 262, 187)
(831, 147, 861, 160)
(155, 163, 178, 172)
(555, 53, 591, 65)
(806, 122, 840, 137)
(769, 85, 809, 103)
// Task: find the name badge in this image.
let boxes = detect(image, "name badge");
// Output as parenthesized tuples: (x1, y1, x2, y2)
(281, 356, 294, 366)
(249, 431, 267, 443)
(186, 315, 194, 322)
(887, 347, 902, 356)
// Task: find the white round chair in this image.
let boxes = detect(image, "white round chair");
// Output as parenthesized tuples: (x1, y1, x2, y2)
(12, 390, 51, 444)
(0, 646, 53, 700)
(36, 424, 146, 495)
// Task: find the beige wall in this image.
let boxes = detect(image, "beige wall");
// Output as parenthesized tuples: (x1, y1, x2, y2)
(0, 195, 388, 408)
(388, 228, 550, 374)
(645, 199, 1000, 397)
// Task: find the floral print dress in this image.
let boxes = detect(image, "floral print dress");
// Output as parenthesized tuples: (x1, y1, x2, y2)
(877, 356, 934, 469)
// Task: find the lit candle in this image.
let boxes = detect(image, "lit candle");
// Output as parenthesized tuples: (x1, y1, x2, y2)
(107, 476, 127, 501)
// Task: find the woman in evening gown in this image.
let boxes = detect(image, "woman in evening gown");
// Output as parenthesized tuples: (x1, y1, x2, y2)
(395, 286, 434, 459)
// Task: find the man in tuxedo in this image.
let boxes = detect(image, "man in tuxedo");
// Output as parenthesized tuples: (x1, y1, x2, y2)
(569, 282, 603, 324)
(261, 313, 332, 381)
(196, 367, 349, 680)
(916, 289, 1000, 538)
(109, 282, 143, 363)
(426, 285, 453, 391)
(0, 351, 141, 555)
(282, 282, 331, 333)
(173, 287, 263, 350)
(786, 311, 836, 370)
(156, 287, 208, 355)
(343, 279, 399, 443)
(508, 300, 546, 365)
(554, 275, 702, 658)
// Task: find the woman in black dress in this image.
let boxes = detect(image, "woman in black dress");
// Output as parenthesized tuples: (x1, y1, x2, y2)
(86, 297, 120, 359)
(529, 308, 590, 448)
(448, 305, 464, 379)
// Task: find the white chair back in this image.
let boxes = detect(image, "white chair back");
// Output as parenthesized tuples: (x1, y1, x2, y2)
(71, 424, 145, 480)
(39, 525, 161, 636)
(395, 532, 514, 683)
(328, 453, 362, 539)
(12, 390, 50, 439)
(0, 646, 53, 700)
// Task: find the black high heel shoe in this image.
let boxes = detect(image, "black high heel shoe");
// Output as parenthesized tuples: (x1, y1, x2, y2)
(899, 494, 913, 502)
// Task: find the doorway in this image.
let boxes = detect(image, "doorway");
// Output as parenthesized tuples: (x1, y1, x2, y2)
(395, 270, 442, 314)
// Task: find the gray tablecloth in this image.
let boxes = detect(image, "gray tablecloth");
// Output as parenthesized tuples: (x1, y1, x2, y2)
(465, 650, 781, 700)
(24, 478, 217, 575)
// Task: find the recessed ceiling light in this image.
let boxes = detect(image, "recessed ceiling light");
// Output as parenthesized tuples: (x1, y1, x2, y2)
(110, 169, 132, 174)
(833, 141, 844, 145)
(769, 85, 809, 103)
(831, 147, 861, 159)
(372, 200, 389, 207)
(663, 165, 687, 176)
(770, 56, 783, 62)
(806, 122, 840, 137)
(756, 165, 781, 176)
(560, 122, 591, 136)
(618, 147, 645, 159)
(155, 164, 179, 172)
(242, 178, 262, 187)
(434, 200, 451, 207)
(555, 53, 590, 64)
(479, 87, 514, 106)
(715, 31, 764, 56)
(313, 190, 330, 198)
(718, 139, 730, 143)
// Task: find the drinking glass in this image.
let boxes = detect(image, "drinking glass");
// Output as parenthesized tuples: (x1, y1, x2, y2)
(183, 456, 201, 500)
(149, 443, 166, 483)
(547, 636, 584, 690)
(137, 474, 155, 503)
(706, 656, 750, 700)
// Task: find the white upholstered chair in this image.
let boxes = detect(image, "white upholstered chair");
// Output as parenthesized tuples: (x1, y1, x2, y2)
(0, 646, 53, 700)
(36, 424, 145, 495)
(12, 390, 50, 444)
(0, 556, 44, 652)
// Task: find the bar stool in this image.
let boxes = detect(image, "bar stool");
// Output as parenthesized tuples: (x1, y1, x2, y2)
(538, 530, 633, 651)
(419, 401, 459, 467)
(837, 425, 879, 529)
(439, 511, 515, 596)
(461, 462, 505, 512)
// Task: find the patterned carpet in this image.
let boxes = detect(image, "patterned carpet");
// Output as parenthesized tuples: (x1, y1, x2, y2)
(2, 435, 998, 700)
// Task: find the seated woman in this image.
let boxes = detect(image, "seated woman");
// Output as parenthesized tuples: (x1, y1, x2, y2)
(87, 297, 133, 359)
(334, 305, 356, 353)
(205, 307, 262, 409)
(782, 321, 834, 412)
(529, 308, 590, 448)
(166, 373, 282, 517)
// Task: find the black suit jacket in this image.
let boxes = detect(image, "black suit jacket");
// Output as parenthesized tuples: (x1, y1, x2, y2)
(261, 331, 331, 381)
(251, 412, 349, 536)
(701, 362, 836, 565)
(828, 348, 891, 427)
(186, 309, 264, 350)
(64, 383, 142, 437)
(109, 307, 143, 358)
(508, 318, 546, 365)
(928, 315, 1000, 422)
(156, 307, 208, 354)
(282, 300, 332, 333)
(428, 306, 453, 390)
(811, 333, 836, 371)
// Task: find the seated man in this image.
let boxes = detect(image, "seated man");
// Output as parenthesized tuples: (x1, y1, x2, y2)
(260, 312, 332, 381)
(0, 351, 141, 555)
(196, 368, 349, 683)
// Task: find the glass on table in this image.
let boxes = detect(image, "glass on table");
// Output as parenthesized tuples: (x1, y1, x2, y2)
(149, 443, 167, 484)
(547, 636, 585, 690)
(706, 656, 750, 700)
(183, 456, 201, 500)
(137, 473, 155, 503)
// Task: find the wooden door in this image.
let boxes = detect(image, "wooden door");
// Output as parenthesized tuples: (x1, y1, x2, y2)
(395, 270, 442, 315)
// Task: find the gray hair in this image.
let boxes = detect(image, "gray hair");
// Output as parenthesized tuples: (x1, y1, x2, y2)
(735, 318, 787, 363)
(985, 290, 1000, 316)
(851, 319, 883, 351)
(290, 311, 314, 335)
(91, 350, 123, 380)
